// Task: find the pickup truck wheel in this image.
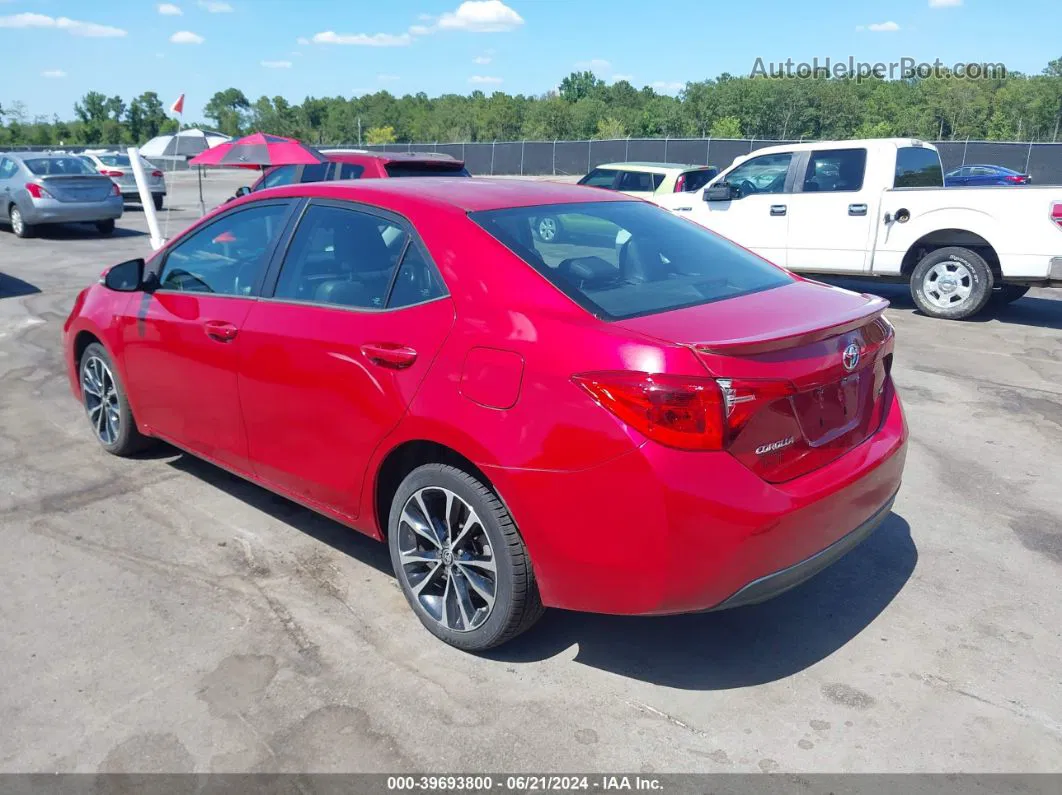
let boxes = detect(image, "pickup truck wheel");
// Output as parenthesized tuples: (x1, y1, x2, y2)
(990, 284, 1030, 305)
(910, 246, 993, 320)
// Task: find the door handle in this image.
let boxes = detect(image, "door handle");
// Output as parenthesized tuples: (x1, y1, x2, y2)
(770, 204, 787, 216)
(203, 320, 238, 342)
(848, 204, 868, 216)
(361, 342, 417, 369)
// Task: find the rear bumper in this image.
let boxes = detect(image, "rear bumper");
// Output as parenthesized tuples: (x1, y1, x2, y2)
(707, 490, 895, 611)
(488, 388, 908, 616)
(23, 197, 123, 224)
(121, 189, 165, 200)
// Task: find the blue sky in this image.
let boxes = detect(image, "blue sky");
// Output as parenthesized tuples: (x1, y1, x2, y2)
(2, 0, 1060, 120)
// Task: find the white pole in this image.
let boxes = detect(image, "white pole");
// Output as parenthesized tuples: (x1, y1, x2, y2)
(128, 146, 165, 250)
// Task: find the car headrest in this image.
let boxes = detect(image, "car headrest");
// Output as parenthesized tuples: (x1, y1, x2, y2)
(315, 279, 367, 307)
(558, 256, 616, 288)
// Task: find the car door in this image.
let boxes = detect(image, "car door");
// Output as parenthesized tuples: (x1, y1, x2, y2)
(786, 147, 873, 273)
(672, 151, 794, 267)
(967, 166, 997, 186)
(0, 157, 19, 207)
(117, 200, 296, 470)
(236, 200, 456, 519)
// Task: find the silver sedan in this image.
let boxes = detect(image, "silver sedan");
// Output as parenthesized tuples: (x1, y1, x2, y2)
(78, 151, 167, 210)
(0, 152, 123, 238)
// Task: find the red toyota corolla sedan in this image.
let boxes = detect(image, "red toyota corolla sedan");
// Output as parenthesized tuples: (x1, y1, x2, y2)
(63, 178, 908, 651)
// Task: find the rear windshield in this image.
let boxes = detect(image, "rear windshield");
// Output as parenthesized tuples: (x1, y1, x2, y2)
(24, 157, 96, 176)
(98, 154, 132, 167)
(471, 201, 792, 320)
(384, 162, 471, 178)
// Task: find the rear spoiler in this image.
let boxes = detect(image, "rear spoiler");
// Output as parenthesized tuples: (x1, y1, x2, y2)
(695, 294, 890, 356)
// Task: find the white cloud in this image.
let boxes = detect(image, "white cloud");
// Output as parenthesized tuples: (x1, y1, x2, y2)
(312, 30, 411, 46)
(575, 58, 611, 72)
(41, 69, 66, 78)
(197, 0, 233, 11)
(860, 20, 901, 31)
(170, 29, 204, 43)
(0, 12, 127, 37)
(929, 0, 961, 5)
(473, 55, 491, 64)
(611, 73, 635, 83)
(469, 74, 502, 84)
(651, 81, 683, 93)
(377, 73, 400, 82)
(417, 13, 433, 21)
(408, 24, 432, 35)
(296, 36, 309, 45)
(437, 0, 523, 32)
(290, 50, 302, 56)
(157, 3, 182, 15)
(261, 60, 291, 68)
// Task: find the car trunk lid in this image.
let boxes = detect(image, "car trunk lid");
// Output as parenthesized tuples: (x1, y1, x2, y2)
(37, 175, 114, 203)
(614, 280, 895, 482)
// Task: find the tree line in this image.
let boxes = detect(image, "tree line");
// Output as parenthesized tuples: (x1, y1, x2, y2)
(2, 58, 1061, 149)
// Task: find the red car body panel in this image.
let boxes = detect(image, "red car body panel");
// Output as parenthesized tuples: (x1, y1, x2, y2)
(63, 178, 908, 617)
(250, 151, 470, 190)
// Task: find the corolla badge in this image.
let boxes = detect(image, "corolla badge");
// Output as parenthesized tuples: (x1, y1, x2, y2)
(842, 343, 861, 372)
(755, 437, 795, 456)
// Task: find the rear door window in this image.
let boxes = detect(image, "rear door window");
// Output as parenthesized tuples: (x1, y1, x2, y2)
(0, 158, 18, 179)
(803, 148, 867, 192)
(894, 146, 943, 188)
(472, 201, 791, 320)
(578, 168, 619, 188)
(338, 163, 364, 179)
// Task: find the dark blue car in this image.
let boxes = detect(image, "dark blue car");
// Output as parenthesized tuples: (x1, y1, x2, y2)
(945, 164, 1031, 187)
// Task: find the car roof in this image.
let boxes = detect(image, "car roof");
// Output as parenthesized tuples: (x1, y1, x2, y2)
(256, 177, 635, 213)
(595, 161, 710, 172)
(322, 150, 464, 166)
(964, 164, 1015, 171)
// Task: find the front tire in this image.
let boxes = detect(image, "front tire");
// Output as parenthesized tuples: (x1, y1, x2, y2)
(9, 205, 33, 238)
(533, 214, 563, 243)
(388, 463, 544, 651)
(910, 246, 993, 320)
(95, 219, 115, 236)
(79, 343, 152, 456)
(153, 195, 164, 211)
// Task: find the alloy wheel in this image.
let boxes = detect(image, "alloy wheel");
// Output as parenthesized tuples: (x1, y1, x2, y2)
(397, 486, 497, 632)
(537, 216, 558, 242)
(923, 259, 973, 310)
(10, 207, 24, 236)
(81, 356, 121, 445)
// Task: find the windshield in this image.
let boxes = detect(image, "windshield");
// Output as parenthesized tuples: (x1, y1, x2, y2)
(24, 157, 97, 176)
(98, 154, 132, 167)
(471, 201, 791, 320)
(385, 162, 471, 177)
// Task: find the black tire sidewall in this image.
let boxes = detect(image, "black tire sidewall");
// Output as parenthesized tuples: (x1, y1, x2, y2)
(96, 220, 115, 235)
(153, 195, 164, 211)
(79, 342, 140, 455)
(388, 464, 519, 651)
(911, 246, 993, 320)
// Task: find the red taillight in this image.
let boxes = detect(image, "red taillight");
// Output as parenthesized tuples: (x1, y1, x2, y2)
(99, 169, 124, 177)
(111, 183, 121, 196)
(572, 371, 796, 451)
(152, 170, 163, 178)
(1005, 174, 1026, 184)
(25, 183, 53, 200)
(1052, 203, 1062, 230)
(673, 174, 687, 192)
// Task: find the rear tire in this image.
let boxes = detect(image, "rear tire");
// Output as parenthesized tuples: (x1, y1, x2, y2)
(95, 219, 115, 236)
(990, 284, 1030, 306)
(910, 246, 993, 320)
(9, 205, 33, 238)
(388, 463, 544, 652)
(153, 194, 164, 211)
(79, 342, 153, 457)
(532, 214, 563, 243)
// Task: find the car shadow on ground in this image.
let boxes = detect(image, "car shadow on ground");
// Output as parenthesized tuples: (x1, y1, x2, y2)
(0, 272, 41, 299)
(488, 513, 916, 690)
(817, 277, 1062, 331)
(157, 443, 914, 688)
(31, 224, 147, 240)
(161, 448, 393, 576)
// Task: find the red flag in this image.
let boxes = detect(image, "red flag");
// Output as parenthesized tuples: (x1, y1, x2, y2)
(170, 94, 185, 115)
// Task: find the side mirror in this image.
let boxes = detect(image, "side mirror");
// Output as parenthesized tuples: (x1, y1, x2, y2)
(235, 186, 251, 198)
(704, 183, 735, 202)
(103, 258, 146, 292)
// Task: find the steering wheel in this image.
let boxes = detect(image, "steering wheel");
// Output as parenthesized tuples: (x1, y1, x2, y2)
(738, 179, 758, 197)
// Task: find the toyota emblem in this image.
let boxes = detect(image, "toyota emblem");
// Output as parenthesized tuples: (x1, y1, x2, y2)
(842, 343, 861, 372)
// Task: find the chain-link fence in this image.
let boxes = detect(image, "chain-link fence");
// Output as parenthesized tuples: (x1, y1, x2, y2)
(17, 138, 1062, 183)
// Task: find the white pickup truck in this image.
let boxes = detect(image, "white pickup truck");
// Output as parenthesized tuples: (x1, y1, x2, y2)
(652, 138, 1062, 320)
